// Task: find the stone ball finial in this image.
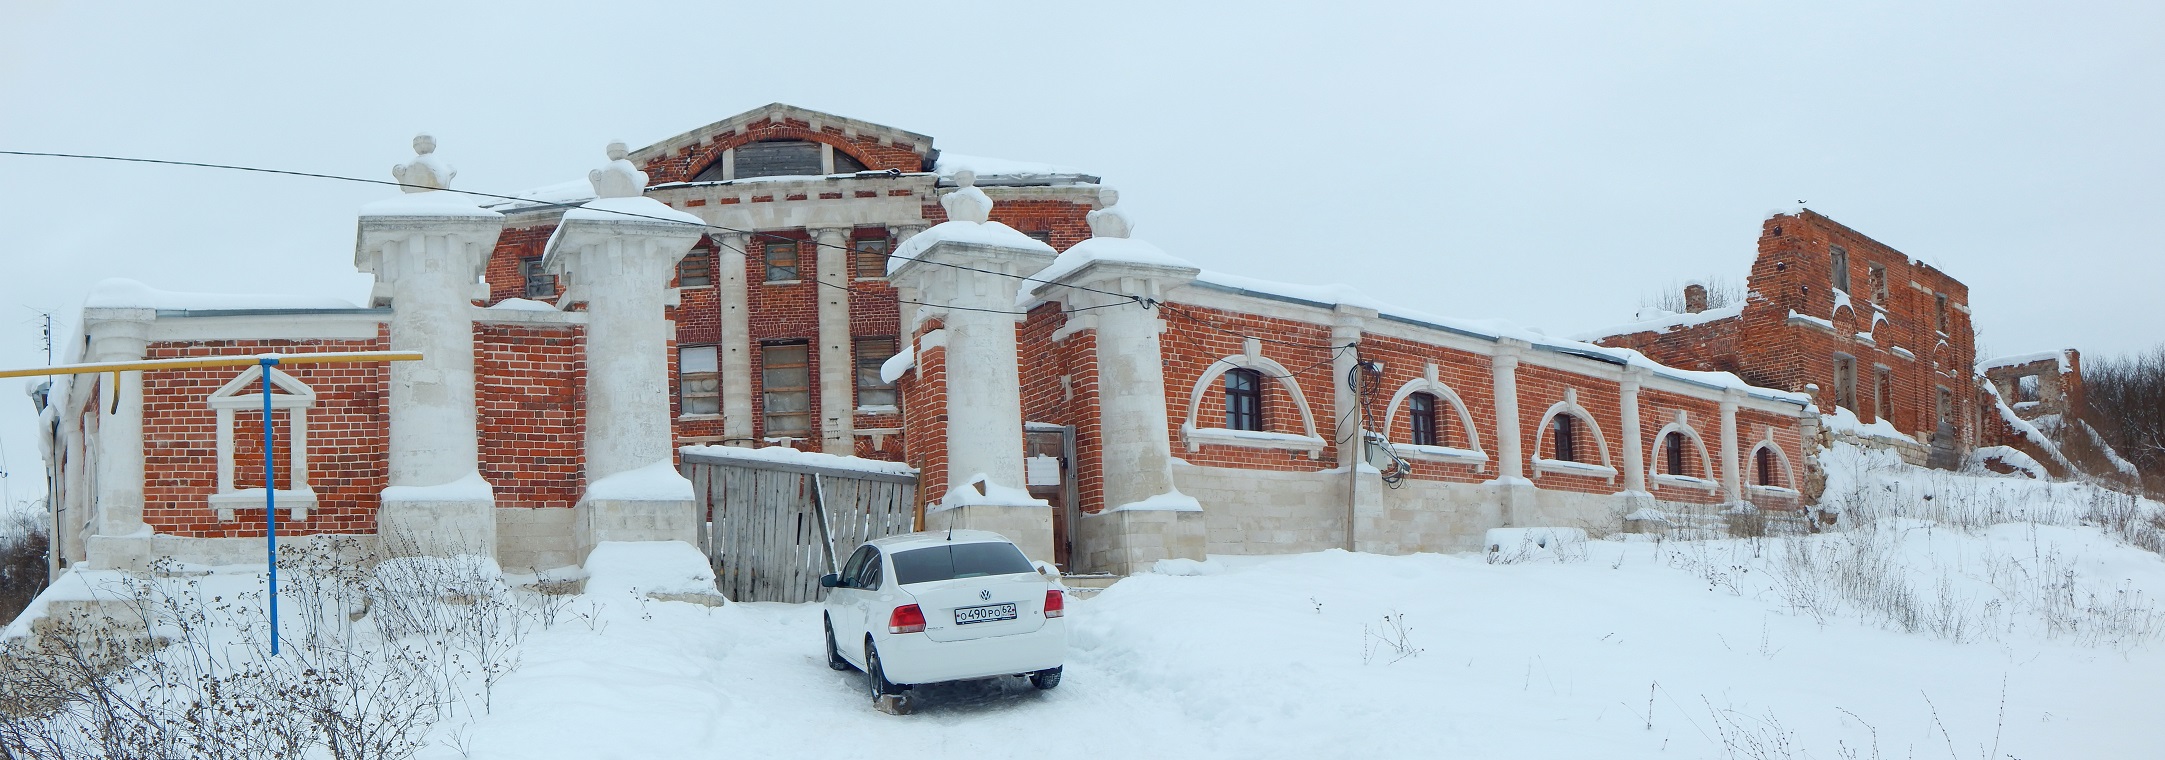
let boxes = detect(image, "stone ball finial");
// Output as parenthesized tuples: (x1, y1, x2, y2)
(391, 133, 455, 193)
(941, 169, 993, 223)
(589, 140, 650, 199)
(1086, 185, 1133, 239)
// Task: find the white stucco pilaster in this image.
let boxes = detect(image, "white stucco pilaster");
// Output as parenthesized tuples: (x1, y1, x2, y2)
(1618, 368, 1650, 496)
(1490, 341, 1526, 482)
(83, 309, 151, 567)
(812, 226, 855, 454)
(1720, 388, 1743, 504)
(714, 231, 754, 446)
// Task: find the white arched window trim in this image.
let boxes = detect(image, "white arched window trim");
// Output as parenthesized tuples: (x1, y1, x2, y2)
(1379, 365, 1487, 469)
(1746, 429, 1801, 498)
(207, 366, 317, 522)
(1529, 388, 1617, 482)
(1181, 340, 1325, 459)
(1647, 411, 1717, 493)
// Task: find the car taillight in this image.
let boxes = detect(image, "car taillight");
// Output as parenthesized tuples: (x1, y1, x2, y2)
(888, 604, 926, 634)
(1043, 589, 1064, 619)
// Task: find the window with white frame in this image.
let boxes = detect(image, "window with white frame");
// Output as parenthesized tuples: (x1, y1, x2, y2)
(679, 345, 720, 416)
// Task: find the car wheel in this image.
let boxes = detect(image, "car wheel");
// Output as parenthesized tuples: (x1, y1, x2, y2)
(1029, 666, 1062, 690)
(865, 640, 903, 696)
(824, 617, 854, 672)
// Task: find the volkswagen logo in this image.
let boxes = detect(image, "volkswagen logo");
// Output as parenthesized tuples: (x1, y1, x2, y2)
(979, 589, 991, 600)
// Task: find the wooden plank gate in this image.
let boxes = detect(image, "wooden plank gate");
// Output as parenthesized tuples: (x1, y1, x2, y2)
(681, 450, 918, 603)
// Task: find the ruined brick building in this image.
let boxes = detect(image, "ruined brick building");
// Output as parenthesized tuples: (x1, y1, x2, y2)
(30, 104, 1821, 579)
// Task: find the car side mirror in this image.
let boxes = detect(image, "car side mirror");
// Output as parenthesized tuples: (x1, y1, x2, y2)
(819, 573, 841, 589)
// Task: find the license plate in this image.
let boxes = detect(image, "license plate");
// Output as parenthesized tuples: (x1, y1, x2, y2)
(954, 602, 1017, 625)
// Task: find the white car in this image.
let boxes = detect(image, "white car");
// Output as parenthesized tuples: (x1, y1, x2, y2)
(821, 530, 1067, 701)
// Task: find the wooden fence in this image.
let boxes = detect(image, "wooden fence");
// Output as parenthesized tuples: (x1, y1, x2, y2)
(681, 451, 918, 603)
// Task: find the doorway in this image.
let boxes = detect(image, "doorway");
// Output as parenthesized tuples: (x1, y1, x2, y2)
(1023, 423, 1077, 571)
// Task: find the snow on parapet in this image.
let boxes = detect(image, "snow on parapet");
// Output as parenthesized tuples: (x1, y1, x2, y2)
(1569, 302, 1744, 342)
(1819, 406, 1915, 444)
(1979, 350, 2074, 374)
(583, 541, 719, 599)
(943, 170, 993, 223)
(382, 470, 494, 502)
(587, 141, 648, 199)
(85, 278, 360, 311)
(1086, 187, 1133, 239)
(392, 134, 454, 192)
(1104, 488, 1203, 513)
(558, 142, 704, 227)
(680, 444, 918, 477)
(934, 152, 1093, 180)
(929, 472, 1049, 512)
(586, 460, 695, 501)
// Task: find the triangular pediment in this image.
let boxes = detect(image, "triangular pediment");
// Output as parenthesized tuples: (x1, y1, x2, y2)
(627, 103, 936, 169)
(207, 365, 316, 410)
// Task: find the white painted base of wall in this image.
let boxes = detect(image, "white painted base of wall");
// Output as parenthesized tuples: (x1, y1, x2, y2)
(572, 498, 698, 565)
(83, 532, 380, 573)
(380, 496, 498, 559)
(497, 507, 578, 573)
(1077, 508, 1206, 575)
(926, 503, 1055, 564)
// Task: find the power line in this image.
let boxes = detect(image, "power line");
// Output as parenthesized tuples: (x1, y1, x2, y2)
(0, 149, 1143, 305)
(703, 240, 1138, 318)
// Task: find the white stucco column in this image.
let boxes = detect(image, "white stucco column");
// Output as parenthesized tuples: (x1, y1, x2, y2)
(81, 309, 151, 568)
(356, 135, 503, 559)
(1329, 308, 1383, 552)
(889, 171, 1059, 561)
(1720, 388, 1743, 504)
(813, 226, 855, 454)
(713, 231, 754, 446)
(547, 143, 708, 560)
(1618, 369, 1649, 497)
(1028, 191, 1204, 571)
(1487, 339, 1534, 528)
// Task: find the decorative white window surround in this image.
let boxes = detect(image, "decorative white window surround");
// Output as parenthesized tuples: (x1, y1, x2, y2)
(1746, 434, 1799, 491)
(1748, 484, 1802, 498)
(1396, 444, 1489, 467)
(208, 366, 317, 522)
(1528, 388, 1615, 483)
(1180, 425, 1327, 455)
(1650, 473, 1718, 491)
(856, 404, 900, 415)
(1647, 411, 1717, 491)
(1532, 458, 1617, 479)
(1378, 364, 1485, 468)
(1180, 339, 1324, 459)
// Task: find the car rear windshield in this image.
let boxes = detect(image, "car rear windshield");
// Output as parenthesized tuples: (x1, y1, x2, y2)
(890, 542, 1035, 585)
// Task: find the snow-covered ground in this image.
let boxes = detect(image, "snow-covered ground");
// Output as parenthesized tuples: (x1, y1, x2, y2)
(7, 446, 2162, 759)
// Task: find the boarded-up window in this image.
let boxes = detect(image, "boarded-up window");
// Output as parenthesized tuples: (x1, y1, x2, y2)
(1830, 245, 1851, 292)
(1937, 386, 1954, 426)
(1935, 294, 1949, 333)
(1663, 432, 1687, 475)
(764, 239, 800, 282)
(678, 247, 713, 287)
(762, 342, 811, 435)
(1868, 265, 1888, 303)
(1876, 368, 1894, 421)
(734, 140, 823, 178)
(522, 257, 555, 299)
(679, 346, 719, 416)
(1225, 369, 1263, 431)
(856, 337, 898, 408)
(1834, 355, 1857, 411)
(852, 237, 891, 280)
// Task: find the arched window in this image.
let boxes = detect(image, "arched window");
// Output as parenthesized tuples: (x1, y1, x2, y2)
(1225, 369, 1263, 431)
(1553, 414, 1577, 462)
(1409, 392, 1440, 446)
(1756, 446, 1777, 487)
(694, 140, 870, 181)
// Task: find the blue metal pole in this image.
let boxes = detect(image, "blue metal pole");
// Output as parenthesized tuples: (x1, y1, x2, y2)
(262, 356, 280, 656)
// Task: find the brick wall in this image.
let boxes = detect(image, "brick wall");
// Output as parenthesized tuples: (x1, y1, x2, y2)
(899, 319, 949, 517)
(476, 323, 585, 509)
(640, 117, 928, 184)
(1514, 363, 1626, 496)
(1354, 335, 1497, 485)
(486, 225, 558, 305)
(1158, 304, 1339, 471)
(1018, 303, 1105, 512)
(140, 333, 390, 538)
(1637, 388, 1730, 506)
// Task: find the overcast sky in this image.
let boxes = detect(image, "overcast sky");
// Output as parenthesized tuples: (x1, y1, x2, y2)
(1, 1, 2159, 506)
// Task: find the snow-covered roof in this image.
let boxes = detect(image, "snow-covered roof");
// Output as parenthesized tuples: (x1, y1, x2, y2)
(680, 444, 917, 477)
(1570, 302, 1745, 342)
(934, 152, 1099, 184)
(1979, 350, 2074, 374)
(1180, 271, 1810, 405)
(358, 188, 502, 219)
(1027, 237, 1196, 295)
(85, 278, 361, 312)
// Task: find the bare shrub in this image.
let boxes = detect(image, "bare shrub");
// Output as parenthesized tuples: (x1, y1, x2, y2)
(1360, 612, 1423, 665)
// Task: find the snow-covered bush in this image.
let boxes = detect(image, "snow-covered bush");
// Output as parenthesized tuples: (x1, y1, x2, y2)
(0, 542, 560, 759)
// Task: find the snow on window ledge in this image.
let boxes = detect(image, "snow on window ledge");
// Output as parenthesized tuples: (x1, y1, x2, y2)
(1533, 458, 1617, 481)
(856, 405, 900, 416)
(677, 413, 722, 421)
(1747, 484, 1801, 498)
(1396, 444, 1488, 467)
(210, 488, 316, 522)
(764, 279, 803, 286)
(1649, 473, 1718, 492)
(1183, 425, 1325, 458)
